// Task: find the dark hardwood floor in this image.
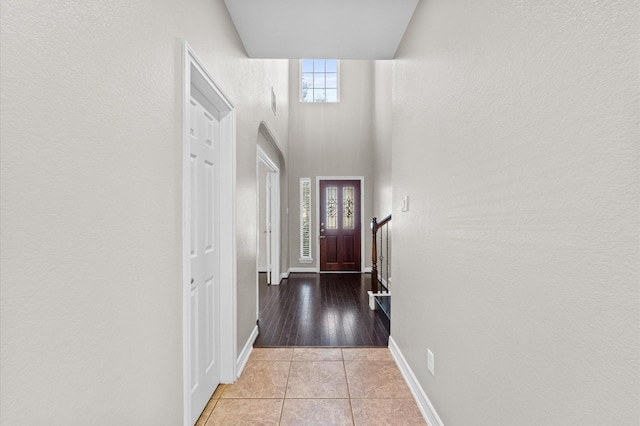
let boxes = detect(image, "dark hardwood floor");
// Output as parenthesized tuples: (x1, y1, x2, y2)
(254, 273, 389, 347)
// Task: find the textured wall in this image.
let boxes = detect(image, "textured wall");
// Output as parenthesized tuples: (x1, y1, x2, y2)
(373, 61, 393, 218)
(288, 60, 375, 269)
(391, 0, 639, 425)
(0, 0, 288, 423)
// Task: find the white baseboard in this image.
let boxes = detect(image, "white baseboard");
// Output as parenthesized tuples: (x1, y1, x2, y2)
(280, 270, 290, 281)
(289, 267, 317, 273)
(378, 275, 387, 287)
(389, 336, 444, 426)
(286, 267, 374, 274)
(236, 325, 258, 379)
(258, 266, 268, 273)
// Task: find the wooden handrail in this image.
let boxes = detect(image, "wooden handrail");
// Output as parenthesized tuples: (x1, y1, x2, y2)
(371, 214, 391, 293)
(375, 214, 392, 229)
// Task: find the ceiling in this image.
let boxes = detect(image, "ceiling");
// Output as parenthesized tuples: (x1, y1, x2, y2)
(223, 0, 419, 59)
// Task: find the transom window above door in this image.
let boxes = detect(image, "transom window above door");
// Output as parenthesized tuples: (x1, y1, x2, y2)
(300, 59, 340, 103)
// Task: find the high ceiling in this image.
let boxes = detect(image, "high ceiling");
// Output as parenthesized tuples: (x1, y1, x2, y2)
(223, 0, 419, 59)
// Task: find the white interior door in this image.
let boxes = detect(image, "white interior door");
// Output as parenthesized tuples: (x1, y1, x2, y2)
(189, 96, 220, 423)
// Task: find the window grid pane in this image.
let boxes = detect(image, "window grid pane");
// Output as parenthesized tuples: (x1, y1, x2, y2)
(343, 187, 355, 229)
(313, 73, 325, 88)
(302, 60, 313, 73)
(326, 73, 337, 88)
(326, 186, 338, 229)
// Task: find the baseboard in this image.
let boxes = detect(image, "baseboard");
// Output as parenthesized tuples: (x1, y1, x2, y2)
(280, 270, 290, 281)
(236, 325, 258, 378)
(258, 266, 268, 273)
(378, 275, 387, 288)
(388, 336, 444, 426)
(288, 267, 375, 274)
(289, 267, 317, 273)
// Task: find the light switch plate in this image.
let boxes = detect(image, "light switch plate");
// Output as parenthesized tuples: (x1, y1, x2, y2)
(401, 195, 409, 212)
(427, 349, 435, 376)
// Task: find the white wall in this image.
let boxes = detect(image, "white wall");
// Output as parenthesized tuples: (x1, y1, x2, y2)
(0, 0, 288, 423)
(288, 60, 374, 270)
(372, 61, 393, 218)
(390, 1, 639, 425)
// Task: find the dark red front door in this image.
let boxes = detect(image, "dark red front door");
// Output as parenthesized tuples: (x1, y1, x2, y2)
(319, 180, 361, 271)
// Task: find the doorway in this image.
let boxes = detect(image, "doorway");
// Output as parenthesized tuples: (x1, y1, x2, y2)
(257, 146, 280, 285)
(318, 178, 363, 272)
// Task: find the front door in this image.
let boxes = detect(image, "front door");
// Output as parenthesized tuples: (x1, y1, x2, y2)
(189, 96, 220, 423)
(319, 180, 361, 271)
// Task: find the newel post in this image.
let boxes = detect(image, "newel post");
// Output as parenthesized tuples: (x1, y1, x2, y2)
(371, 217, 378, 293)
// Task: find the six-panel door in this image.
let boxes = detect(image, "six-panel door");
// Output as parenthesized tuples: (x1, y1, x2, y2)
(189, 96, 220, 423)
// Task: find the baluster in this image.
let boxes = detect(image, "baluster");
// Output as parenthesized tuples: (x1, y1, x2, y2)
(371, 217, 378, 293)
(385, 223, 390, 292)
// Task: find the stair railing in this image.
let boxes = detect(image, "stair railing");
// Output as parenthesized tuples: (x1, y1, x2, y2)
(369, 214, 391, 310)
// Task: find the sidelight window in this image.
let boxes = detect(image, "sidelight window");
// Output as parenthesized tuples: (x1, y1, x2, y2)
(299, 178, 312, 263)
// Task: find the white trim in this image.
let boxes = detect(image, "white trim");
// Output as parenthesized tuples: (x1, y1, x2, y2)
(258, 267, 268, 273)
(289, 267, 318, 273)
(236, 325, 259, 378)
(315, 176, 366, 273)
(364, 267, 372, 273)
(182, 41, 237, 426)
(388, 336, 444, 426)
(280, 270, 290, 281)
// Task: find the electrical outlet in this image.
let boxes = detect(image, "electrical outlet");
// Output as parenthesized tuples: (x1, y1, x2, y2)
(427, 349, 435, 376)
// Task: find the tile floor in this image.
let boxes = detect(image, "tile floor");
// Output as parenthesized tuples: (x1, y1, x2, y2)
(195, 347, 426, 426)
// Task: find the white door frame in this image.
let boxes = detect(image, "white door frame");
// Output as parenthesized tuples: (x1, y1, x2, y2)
(182, 41, 237, 426)
(315, 176, 365, 273)
(256, 146, 280, 286)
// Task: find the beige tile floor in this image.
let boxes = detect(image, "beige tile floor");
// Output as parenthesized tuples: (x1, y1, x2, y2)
(196, 347, 427, 426)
